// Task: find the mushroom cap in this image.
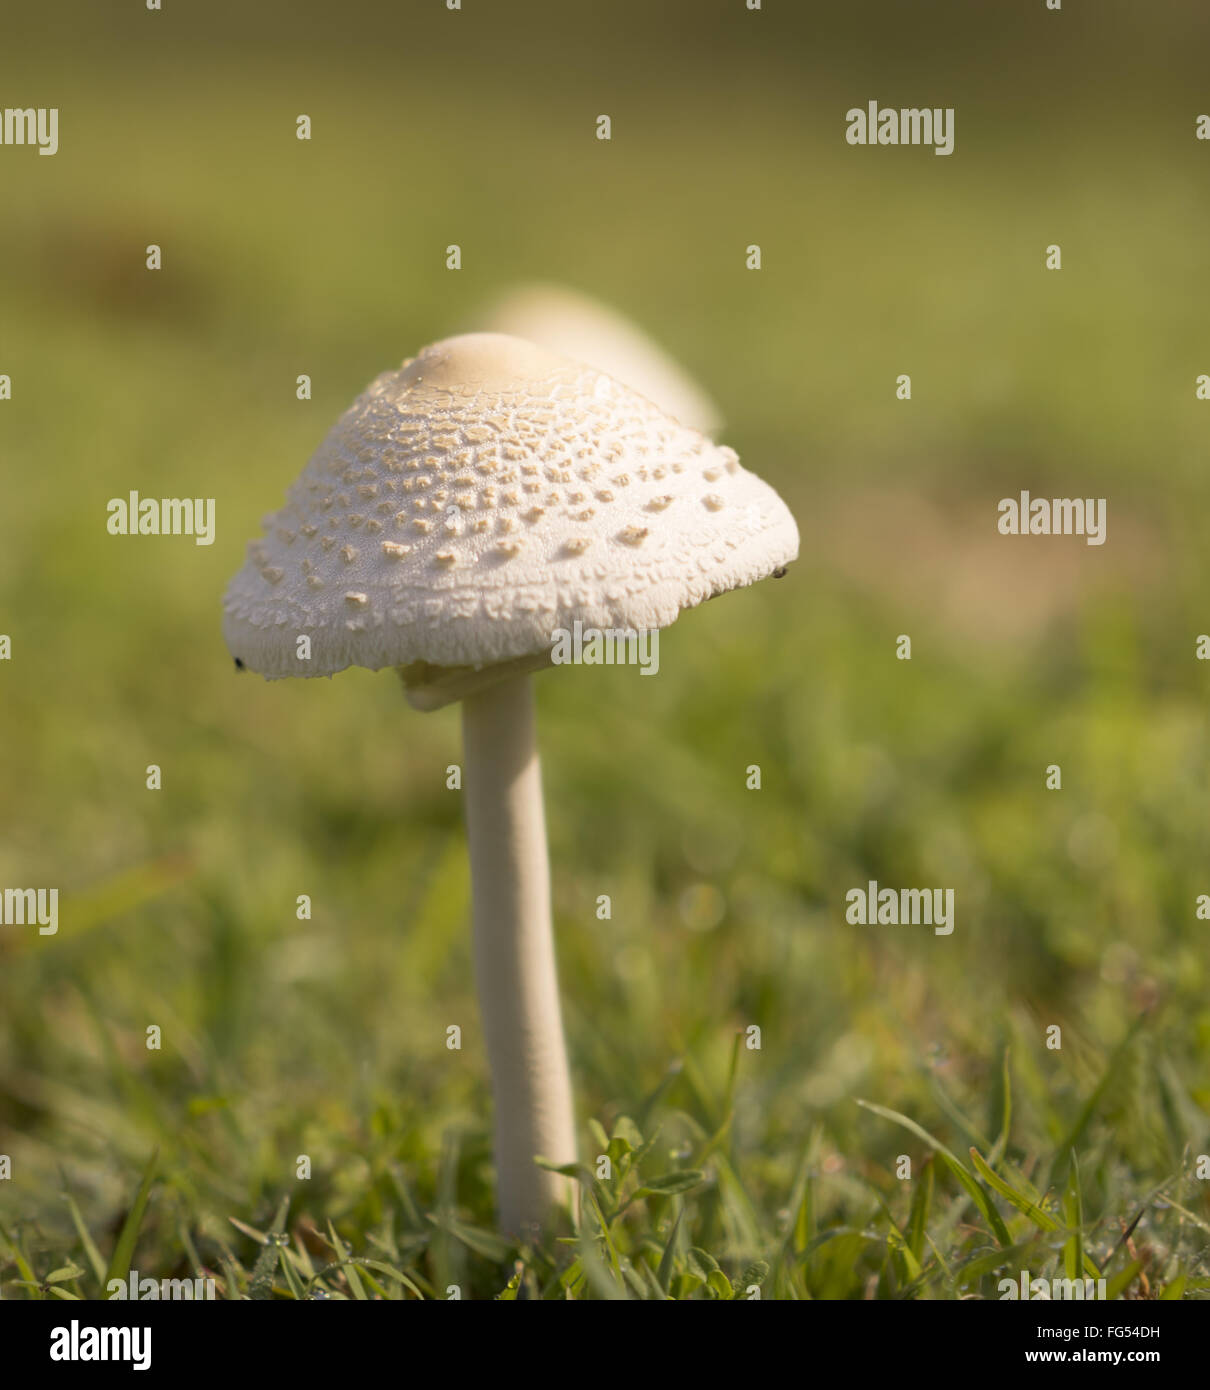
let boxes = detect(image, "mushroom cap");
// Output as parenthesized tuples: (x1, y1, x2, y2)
(474, 283, 722, 434)
(222, 333, 798, 679)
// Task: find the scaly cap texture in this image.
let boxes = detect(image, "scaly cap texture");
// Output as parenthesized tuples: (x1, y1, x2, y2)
(223, 333, 798, 678)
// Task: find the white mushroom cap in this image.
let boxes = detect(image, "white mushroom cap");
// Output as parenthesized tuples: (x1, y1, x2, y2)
(222, 333, 798, 679)
(474, 283, 722, 434)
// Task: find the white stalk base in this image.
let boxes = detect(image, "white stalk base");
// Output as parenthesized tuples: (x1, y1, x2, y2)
(461, 674, 577, 1234)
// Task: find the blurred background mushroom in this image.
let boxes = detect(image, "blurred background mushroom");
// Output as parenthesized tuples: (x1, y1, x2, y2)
(470, 283, 722, 434)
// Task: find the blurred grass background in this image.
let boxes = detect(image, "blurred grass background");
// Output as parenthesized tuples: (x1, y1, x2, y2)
(1, 0, 1208, 1297)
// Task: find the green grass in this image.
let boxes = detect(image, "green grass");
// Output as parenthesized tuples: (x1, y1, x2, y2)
(1, 0, 1209, 1299)
(3, 1037, 1208, 1299)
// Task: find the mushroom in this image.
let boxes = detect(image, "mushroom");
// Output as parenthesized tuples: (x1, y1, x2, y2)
(222, 332, 799, 1235)
(473, 282, 722, 434)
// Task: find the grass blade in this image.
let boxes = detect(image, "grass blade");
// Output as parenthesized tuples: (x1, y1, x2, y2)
(856, 1099, 1012, 1247)
(104, 1149, 159, 1288)
(656, 1208, 683, 1293)
(906, 1156, 933, 1264)
(1047, 1014, 1148, 1186)
(61, 1186, 106, 1287)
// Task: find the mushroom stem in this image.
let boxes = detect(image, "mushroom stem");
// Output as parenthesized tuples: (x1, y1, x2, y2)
(460, 673, 576, 1234)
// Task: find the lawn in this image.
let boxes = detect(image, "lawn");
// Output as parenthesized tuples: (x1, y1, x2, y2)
(1, 0, 1207, 1299)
